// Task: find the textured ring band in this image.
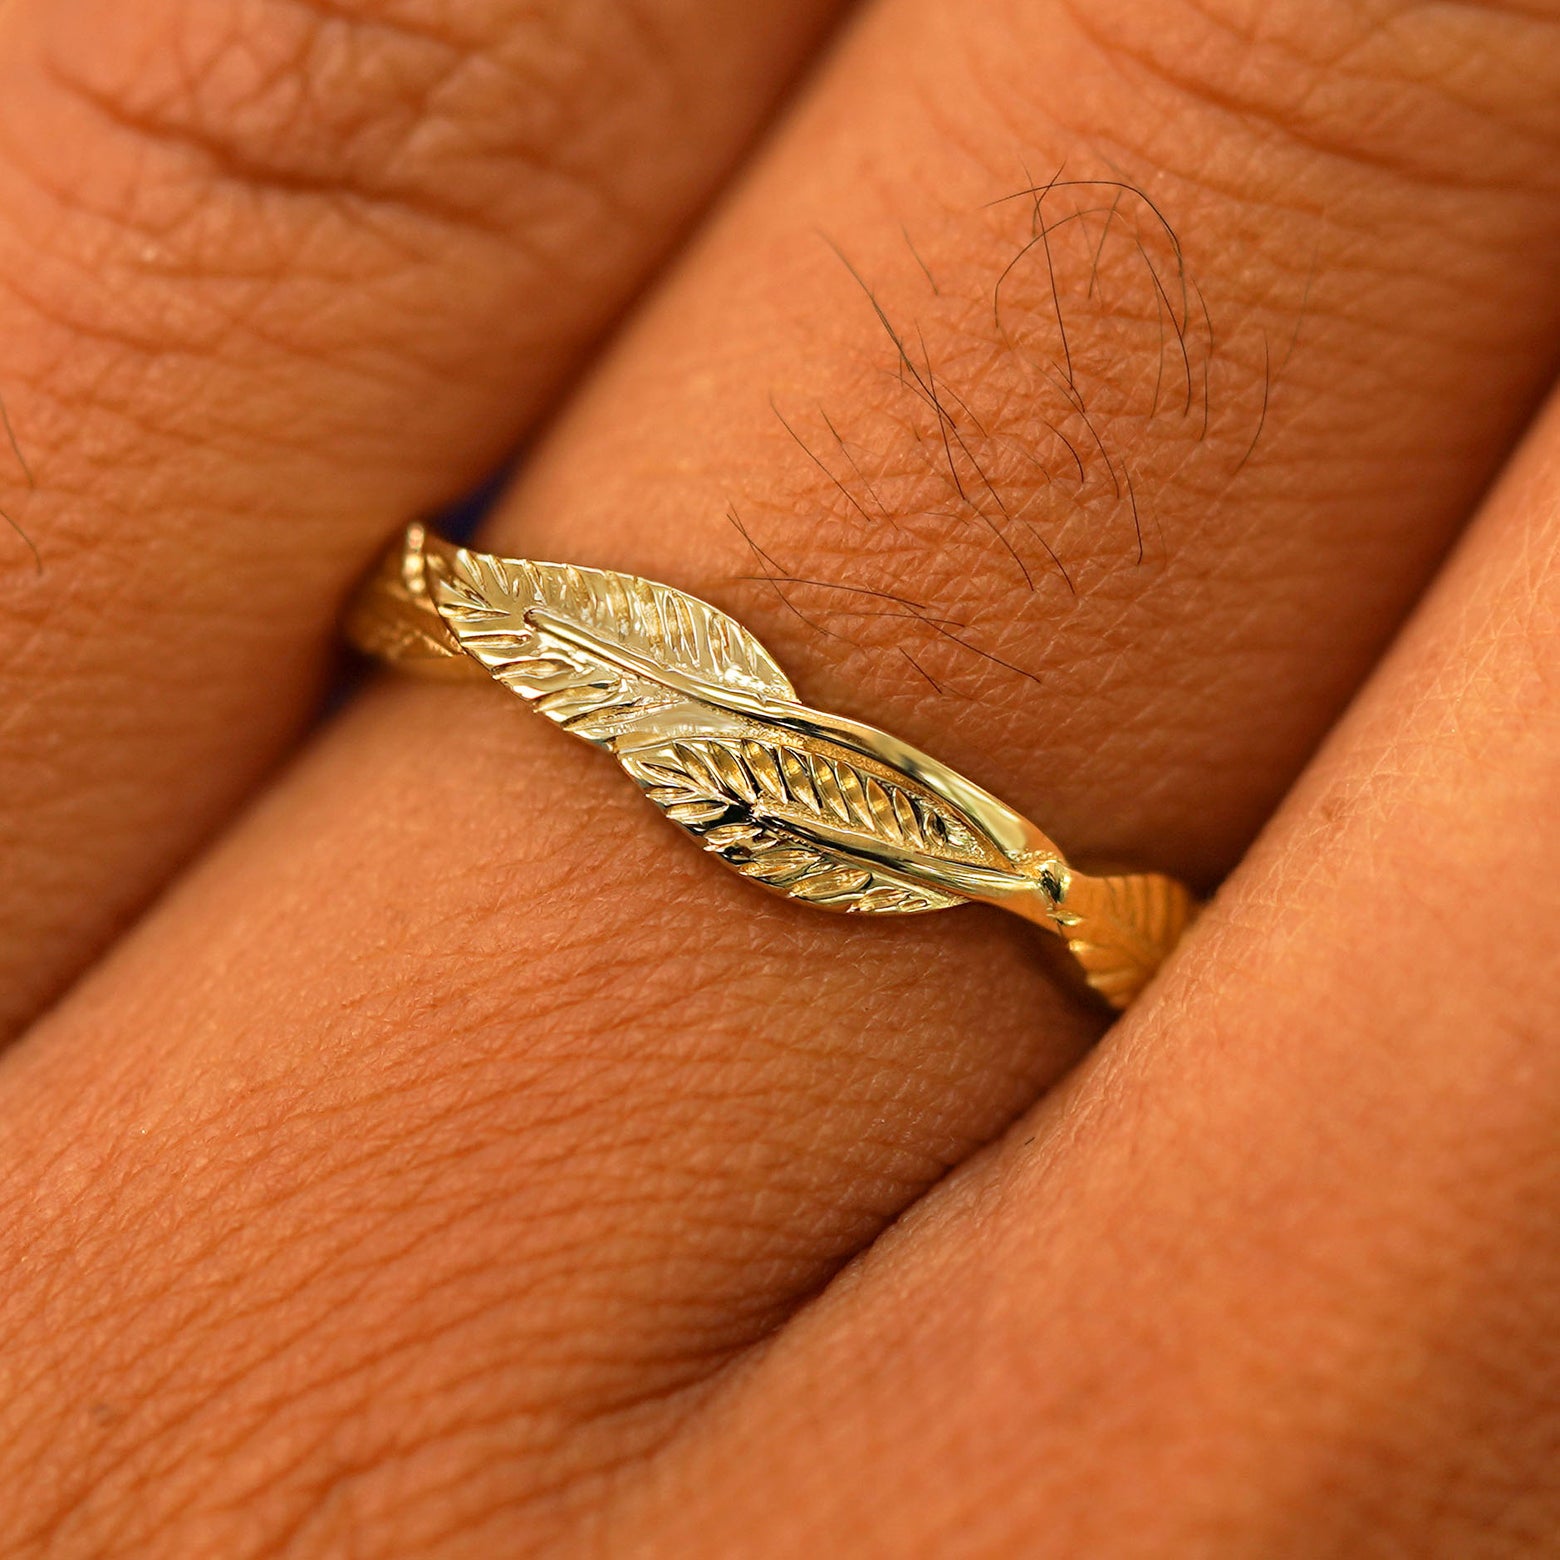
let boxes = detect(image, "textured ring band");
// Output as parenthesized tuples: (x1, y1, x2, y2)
(346, 523, 1196, 1010)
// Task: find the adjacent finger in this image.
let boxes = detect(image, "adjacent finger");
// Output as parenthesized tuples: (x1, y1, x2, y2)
(0, 0, 845, 1035)
(5, 0, 1560, 1549)
(612, 384, 1560, 1557)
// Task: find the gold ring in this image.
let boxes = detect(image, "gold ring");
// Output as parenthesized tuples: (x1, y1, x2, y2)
(346, 523, 1196, 1010)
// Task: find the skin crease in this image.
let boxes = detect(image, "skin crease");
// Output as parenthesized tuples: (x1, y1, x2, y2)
(0, 0, 1555, 1555)
(0, 0, 845, 1038)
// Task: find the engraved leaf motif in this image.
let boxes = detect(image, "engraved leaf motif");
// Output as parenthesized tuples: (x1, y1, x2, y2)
(428, 548, 1012, 917)
(344, 538, 476, 677)
(432, 551, 795, 737)
(1059, 871, 1197, 1010)
(619, 739, 966, 914)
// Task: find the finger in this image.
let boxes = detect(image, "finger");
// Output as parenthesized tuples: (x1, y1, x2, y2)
(0, 0, 845, 1035)
(6, 0, 1560, 1548)
(613, 385, 1560, 1556)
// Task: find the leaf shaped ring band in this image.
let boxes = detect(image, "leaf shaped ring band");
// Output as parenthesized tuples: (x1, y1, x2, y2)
(346, 523, 1196, 1010)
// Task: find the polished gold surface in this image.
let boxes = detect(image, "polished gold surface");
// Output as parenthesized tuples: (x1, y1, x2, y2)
(347, 523, 1196, 1009)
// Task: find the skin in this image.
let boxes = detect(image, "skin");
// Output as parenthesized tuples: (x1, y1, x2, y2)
(0, 0, 1556, 1553)
(0, 0, 845, 1034)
